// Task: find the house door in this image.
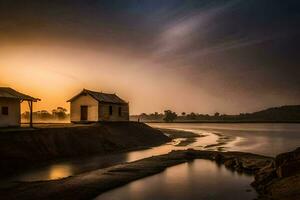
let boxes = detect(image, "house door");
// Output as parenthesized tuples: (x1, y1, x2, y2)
(80, 106, 88, 121)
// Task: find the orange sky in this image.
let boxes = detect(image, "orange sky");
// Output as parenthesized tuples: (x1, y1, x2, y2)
(1, 39, 299, 115)
(1, 1, 299, 115)
(0, 41, 217, 115)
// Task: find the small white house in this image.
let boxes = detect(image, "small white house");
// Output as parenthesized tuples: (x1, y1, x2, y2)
(0, 87, 40, 127)
(67, 89, 129, 123)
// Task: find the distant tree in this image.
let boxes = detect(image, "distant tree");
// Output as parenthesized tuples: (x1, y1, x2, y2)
(214, 112, 220, 117)
(187, 112, 197, 120)
(181, 112, 186, 116)
(52, 107, 68, 120)
(163, 110, 177, 122)
(39, 110, 52, 120)
(140, 113, 147, 117)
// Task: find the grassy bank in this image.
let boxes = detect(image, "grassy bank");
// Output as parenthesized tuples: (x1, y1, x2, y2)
(0, 122, 170, 177)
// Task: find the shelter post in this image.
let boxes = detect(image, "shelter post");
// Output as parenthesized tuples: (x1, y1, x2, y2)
(28, 101, 33, 128)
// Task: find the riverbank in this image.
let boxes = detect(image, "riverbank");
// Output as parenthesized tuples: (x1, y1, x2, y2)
(1, 146, 299, 199)
(158, 128, 201, 146)
(1, 127, 234, 183)
(158, 127, 236, 151)
(1, 124, 299, 199)
(0, 122, 170, 177)
(0, 149, 274, 200)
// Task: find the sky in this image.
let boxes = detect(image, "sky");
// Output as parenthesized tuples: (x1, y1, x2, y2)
(0, 0, 299, 115)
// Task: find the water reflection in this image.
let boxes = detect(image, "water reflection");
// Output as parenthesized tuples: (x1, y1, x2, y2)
(150, 123, 300, 156)
(5, 123, 300, 182)
(95, 159, 257, 200)
(6, 153, 128, 182)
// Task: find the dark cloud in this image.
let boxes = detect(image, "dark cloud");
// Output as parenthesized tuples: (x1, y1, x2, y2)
(0, 0, 299, 112)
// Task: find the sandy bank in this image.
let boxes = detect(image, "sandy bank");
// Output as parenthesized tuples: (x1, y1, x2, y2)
(158, 128, 203, 146)
(158, 128, 200, 139)
(0, 122, 170, 177)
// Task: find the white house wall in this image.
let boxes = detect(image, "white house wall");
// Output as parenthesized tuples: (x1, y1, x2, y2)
(0, 98, 20, 127)
(70, 94, 98, 122)
(99, 103, 129, 121)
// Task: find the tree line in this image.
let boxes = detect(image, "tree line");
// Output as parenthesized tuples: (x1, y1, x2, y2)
(135, 110, 224, 122)
(21, 107, 69, 122)
(132, 105, 300, 122)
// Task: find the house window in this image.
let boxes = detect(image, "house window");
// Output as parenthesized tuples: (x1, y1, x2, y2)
(1, 106, 8, 115)
(109, 105, 113, 115)
(118, 107, 122, 116)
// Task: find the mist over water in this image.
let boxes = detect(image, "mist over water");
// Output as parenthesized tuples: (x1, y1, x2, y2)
(150, 123, 300, 156)
(95, 123, 300, 200)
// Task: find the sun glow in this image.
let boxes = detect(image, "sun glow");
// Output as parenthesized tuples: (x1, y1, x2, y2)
(49, 164, 73, 180)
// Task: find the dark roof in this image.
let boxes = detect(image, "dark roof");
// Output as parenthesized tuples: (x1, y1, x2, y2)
(67, 89, 128, 104)
(0, 87, 40, 102)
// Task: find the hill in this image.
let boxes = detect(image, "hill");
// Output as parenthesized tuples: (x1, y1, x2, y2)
(243, 105, 300, 121)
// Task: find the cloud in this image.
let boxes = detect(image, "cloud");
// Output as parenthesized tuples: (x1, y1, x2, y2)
(152, 0, 240, 57)
(1, 0, 299, 113)
(186, 33, 290, 58)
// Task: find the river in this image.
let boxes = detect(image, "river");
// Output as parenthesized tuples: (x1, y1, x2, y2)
(149, 123, 300, 156)
(4, 123, 300, 199)
(95, 159, 257, 200)
(93, 123, 300, 200)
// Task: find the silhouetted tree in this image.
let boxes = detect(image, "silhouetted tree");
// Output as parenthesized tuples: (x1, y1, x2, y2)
(38, 110, 52, 120)
(163, 110, 177, 122)
(52, 107, 68, 120)
(187, 112, 197, 120)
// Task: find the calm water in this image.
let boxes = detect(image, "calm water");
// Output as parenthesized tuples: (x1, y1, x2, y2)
(95, 159, 257, 200)
(150, 123, 300, 156)
(4, 123, 300, 183)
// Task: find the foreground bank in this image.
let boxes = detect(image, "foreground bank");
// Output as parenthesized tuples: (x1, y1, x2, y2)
(0, 122, 170, 177)
(2, 148, 299, 200)
(0, 149, 269, 200)
(1, 124, 299, 199)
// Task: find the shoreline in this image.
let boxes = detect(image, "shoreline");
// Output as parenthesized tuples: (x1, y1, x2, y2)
(1, 149, 273, 200)
(1, 147, 299, 200)
(1, 126, 299, 199)
(159, 127, 236, 151)
(1, 127, 219, 183)
(158, 128, 201, 146)
(0, 122, 171, 178)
